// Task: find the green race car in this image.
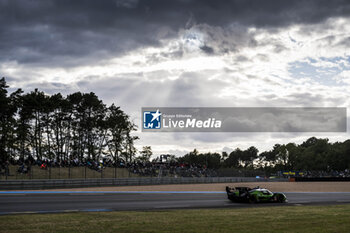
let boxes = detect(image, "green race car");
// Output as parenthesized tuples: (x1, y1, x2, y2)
(226, 186, 287, 203)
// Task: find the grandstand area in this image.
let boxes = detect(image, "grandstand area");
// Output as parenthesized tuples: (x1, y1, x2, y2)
(1, 158, 349, 180)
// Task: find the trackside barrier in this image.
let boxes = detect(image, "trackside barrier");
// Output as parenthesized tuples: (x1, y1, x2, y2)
(0, 177, 287, 190)
(294, 177, 350, 182)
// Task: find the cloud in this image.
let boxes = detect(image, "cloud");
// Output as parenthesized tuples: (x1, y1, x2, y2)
(115, 0, 139, 8)
(2, 0, 350, 155)
(1, 0, 350, 67)
(334, 70, 350, 84)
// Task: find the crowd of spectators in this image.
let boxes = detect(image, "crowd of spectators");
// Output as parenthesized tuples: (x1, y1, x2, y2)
(129, 161, 218, 177)
(2, 157, 123, 175)
(0, 157, 217, 178)
(2, 157, 349, 179)
(279, 169, 350, 178)
(302, 170, 350, 178)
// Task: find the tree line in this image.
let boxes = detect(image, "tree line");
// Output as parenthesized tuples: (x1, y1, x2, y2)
(176, 137, 350, 172)
(1, 77, 350, 173)
(0, 78, 138, 164)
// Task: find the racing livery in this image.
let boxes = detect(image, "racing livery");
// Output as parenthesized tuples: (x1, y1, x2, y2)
(226, 186, 287, 203)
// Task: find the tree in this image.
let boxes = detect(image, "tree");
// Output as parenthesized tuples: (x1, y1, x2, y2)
(139, 146, 153, 163)
(0, 77, 138, 165)
(224, 148, 241, 168)
(106, 104, 129, 164)
(242, 146, 259, 168)
(0, 78, 15, 162)
(179, 149, 199, 165)
(221, 151, 228, 161)
(201, 152, 221, 168)
(2, 78, 350, 174)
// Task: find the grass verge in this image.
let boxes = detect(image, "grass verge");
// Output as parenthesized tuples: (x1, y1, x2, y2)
(1, 204, 350, 233)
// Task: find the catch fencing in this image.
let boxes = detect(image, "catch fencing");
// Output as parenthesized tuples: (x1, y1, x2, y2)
(0, 177, 287, 190)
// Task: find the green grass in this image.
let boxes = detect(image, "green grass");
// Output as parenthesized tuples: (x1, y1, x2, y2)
(0, 165, 138, 180)
(1, 205, 350, 233)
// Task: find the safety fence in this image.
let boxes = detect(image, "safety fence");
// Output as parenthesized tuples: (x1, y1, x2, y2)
(293, 177, 350, 182)
(0, 177, 287, 190)
(0, 165, 269, 180)
(0, 166, 139, 180)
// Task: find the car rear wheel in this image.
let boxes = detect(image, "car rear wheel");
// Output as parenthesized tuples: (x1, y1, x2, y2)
(249, 195, 259, 203)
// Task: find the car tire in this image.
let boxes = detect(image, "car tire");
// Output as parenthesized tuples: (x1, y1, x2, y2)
(277, 194, 285, 203)
(249, 195, 259, 203)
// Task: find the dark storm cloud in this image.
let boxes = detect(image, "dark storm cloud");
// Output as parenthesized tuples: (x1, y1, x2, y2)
(200, 45, 214, 54)
(0, 0, 350, 66)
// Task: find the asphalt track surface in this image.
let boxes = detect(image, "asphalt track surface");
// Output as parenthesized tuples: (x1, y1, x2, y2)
(1, 191, 350, 215)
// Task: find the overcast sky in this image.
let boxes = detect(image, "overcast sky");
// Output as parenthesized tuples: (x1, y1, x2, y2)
(1, 0, 350, 157)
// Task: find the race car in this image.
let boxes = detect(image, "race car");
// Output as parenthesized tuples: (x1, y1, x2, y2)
(226, 186, 287, 203)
